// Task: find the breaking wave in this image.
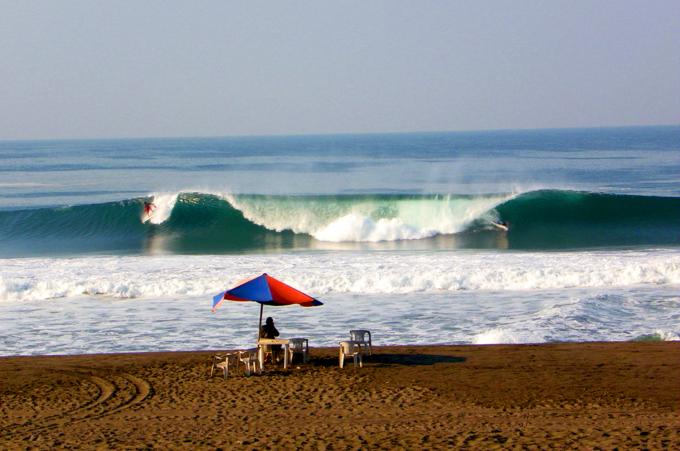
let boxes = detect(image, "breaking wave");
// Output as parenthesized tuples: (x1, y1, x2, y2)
(0, 190, 679, 256)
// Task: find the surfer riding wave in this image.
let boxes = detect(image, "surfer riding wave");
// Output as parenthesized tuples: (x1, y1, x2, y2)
(142, 200, 156, 222)
(492, 220, 509, 231)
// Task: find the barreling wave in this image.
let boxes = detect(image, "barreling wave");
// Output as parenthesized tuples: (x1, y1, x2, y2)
(1, 190, 679, 256)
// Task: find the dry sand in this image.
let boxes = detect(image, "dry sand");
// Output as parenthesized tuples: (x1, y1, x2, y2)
(1, 342, 679, 450)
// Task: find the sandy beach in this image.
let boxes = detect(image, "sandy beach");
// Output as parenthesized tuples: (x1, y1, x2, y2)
(1, 342, 678, 449)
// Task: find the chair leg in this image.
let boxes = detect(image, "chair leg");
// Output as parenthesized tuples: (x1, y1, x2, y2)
(358, 354, 363, 368)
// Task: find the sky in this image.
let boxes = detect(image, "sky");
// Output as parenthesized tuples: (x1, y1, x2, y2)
(0, 1, 678, 140)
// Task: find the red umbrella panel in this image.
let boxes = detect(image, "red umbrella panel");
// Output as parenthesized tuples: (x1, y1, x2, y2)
(212, 273, 323, 339)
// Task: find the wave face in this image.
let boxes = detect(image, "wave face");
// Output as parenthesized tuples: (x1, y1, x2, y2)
(1, 190, 679, 256)
(496, 190, 680, 249)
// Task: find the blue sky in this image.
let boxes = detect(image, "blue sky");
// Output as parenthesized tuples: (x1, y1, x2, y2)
(0, 1, 678, 139)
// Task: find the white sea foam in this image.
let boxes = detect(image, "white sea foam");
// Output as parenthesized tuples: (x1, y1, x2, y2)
(2, 250, 679, 355)
(1, 250, 679, 302)
(655, 330, 680, 341)
(472, 328, 544, 345)
(1, 286, 677, 356)
(634, 330, 680, 341)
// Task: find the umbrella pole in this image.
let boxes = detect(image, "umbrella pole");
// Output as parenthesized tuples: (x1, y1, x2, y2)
(257, 303, 264, 341)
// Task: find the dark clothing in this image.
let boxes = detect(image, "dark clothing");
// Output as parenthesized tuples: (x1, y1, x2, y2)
(260, 323, 281, 361)
(260, 323, 279, 339)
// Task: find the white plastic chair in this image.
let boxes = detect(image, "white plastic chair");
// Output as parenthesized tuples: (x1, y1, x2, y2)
(238, 349, 262, 376)
(210, 353, 238, 379)
(288, 338, 309, 364)
(339, 341, 363, 368)
(349, 329, 372, 355)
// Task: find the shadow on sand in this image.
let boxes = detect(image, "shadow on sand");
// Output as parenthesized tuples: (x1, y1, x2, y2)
(311, 354, 465, 368)
(369, 354, 466, 366)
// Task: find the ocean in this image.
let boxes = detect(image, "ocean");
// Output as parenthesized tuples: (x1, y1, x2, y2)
(1, 126, 679, 355)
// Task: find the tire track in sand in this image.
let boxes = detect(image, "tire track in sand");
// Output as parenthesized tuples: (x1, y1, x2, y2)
(1, 370, 152, 440)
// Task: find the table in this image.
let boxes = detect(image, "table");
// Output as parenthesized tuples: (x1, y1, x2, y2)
(257, 338, 290, 370)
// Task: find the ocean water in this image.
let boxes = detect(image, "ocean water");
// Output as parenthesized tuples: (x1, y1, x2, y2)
(1, 126, 679, 355)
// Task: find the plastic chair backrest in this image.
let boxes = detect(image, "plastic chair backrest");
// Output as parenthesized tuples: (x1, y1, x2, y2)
(289, 338, 307, 351)
(350, 330, 370, 342)
(340, 341, 357, 354)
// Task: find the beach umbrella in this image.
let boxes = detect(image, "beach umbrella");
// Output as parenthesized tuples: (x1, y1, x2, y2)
(212, 273, 323, 340)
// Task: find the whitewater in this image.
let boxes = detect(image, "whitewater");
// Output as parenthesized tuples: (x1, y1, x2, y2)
(1, 250, 679, 355)
(223, 192, 511, 242)
(2, 251, 680, 302)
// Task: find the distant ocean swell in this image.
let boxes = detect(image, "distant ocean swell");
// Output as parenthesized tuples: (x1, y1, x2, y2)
(0, 190, 679, 256)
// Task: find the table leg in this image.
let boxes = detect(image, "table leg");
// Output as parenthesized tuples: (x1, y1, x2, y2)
(258, 345, 265, 371)
(283, 344, 289, 369)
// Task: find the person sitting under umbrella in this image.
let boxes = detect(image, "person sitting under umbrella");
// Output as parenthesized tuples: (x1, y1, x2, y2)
(260, 317, 282, 363)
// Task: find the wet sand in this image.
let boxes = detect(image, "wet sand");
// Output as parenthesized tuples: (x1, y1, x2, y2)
(1, 342, 679, 449)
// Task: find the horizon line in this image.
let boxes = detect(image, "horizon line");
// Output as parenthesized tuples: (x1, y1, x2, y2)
(1, 123, 678, 143)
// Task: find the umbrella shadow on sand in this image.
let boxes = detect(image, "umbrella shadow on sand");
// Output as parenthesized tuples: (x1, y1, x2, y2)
(311, 354, 465, 368)
(369, 354, 466, 366)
